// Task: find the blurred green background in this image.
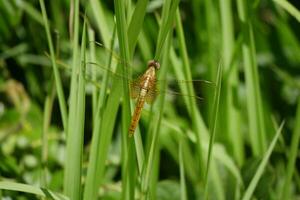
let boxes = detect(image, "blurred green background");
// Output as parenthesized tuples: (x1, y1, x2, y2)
(0, 0, 300, 199)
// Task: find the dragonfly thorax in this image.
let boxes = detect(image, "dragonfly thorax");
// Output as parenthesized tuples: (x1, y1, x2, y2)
(137, 66, 156, 92)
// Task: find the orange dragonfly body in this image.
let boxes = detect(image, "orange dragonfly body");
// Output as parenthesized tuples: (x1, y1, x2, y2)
(128, 60, 160, 136)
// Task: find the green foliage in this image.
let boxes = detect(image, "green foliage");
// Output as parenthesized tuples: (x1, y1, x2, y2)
(0, 0, 300, 199)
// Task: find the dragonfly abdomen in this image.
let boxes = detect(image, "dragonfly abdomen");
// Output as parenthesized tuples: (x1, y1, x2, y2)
(128, 92, 146, 136)
(128, 66, 157, 136)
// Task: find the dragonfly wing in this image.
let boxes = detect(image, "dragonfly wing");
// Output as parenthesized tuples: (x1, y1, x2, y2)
(130, 78, 141, 99)
(156, 77, 211, 99)
(145, 84, 158, 104)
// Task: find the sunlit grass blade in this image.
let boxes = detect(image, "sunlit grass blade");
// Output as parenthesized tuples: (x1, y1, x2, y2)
(242, 121, 285, 200)
(219, 0, 243, 166)
(204, 61, 223, 199)
(154, 0, 180, 61)
(39, 0, 68, 132)
(272, 14, 300, 64)
(203, 0, 218, 81)
(83, 4, 115, 200)
(237, 0, 267, 156)
(0, 181, 69, 200)
(127, 0, 149, 56)
(212, 144, 243, 186)
(273, 0, 300, 22)
(88, 0, 111, 47)
(209, 161, 225, 200)
(87, 28, 98, 125)
(91, 25, 116, 126)
(64, 6, 86, 200)
(202, 0, 219, 135)
(17, 0, 43, 25)
(83, 79, 122, 200)
(114, 0, 135, 199)
(137, 29, 154, 60)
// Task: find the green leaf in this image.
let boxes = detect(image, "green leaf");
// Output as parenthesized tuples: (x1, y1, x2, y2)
(63, 8, 86, 200)
(273, 0, 300, 22)
(242, 121, 284, 200)
(204, 61, 223, 199)
(156, 180, 181, 200)
(0, 181, 69, 200)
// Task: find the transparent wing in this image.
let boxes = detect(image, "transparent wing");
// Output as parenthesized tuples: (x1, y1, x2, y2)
(145, 84, 158, 104)
(160, 89, 204, 101)
(86, 61, 132, 81)
(130, 78, 141, 100)
(156, 78, 209, 107)
(156, 78, 215, 87)
(156, 78, 214, 105)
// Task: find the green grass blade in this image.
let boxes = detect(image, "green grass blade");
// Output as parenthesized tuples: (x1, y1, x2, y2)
(212, 144, 243, 185)
(175, 9, 207, 179)
(87, 28, 98, 125)
(237, 0, 267, 155)
(41, 79, 56, 188)
(202, 0, 218, 134)
(204, 61, 223, 199)
(140, 29, 172, 200)
(83, 79, 122, 200)
(93, 25, 116, 125)
(154, 0, 180, 61)
(203, 0, 218, 81)
(88, 0, 111, 47)
(64, 5, 86, 199)
(114, 0, 134, 199)
(219, 0, 244, 165)
(39, 0, 68, 132)
(17, 0, 43, 25)
(179, 141, 187, 200)
(280, 97, 300, 199)
(83, 3, 114, 199)
(127, 0, 149, 56)
(273, 0, 300, 22)
(133, 128, 145, 174)
(209, 161, 225, 200)
(0, 181, 69, 200)
(242, 121, 285, 200)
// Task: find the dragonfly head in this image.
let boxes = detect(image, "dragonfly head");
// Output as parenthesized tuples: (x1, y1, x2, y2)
(147, 60, 160, 70)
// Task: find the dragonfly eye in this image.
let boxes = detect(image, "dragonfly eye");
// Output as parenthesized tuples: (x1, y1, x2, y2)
(147, 60, 160, 70)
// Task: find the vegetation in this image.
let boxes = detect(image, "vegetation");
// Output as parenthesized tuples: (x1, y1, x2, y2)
(0, 0, 299, 199)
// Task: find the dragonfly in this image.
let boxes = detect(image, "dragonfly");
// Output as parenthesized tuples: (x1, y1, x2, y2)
(128, 59, 160, 136)
(50, 42, 213, 137)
